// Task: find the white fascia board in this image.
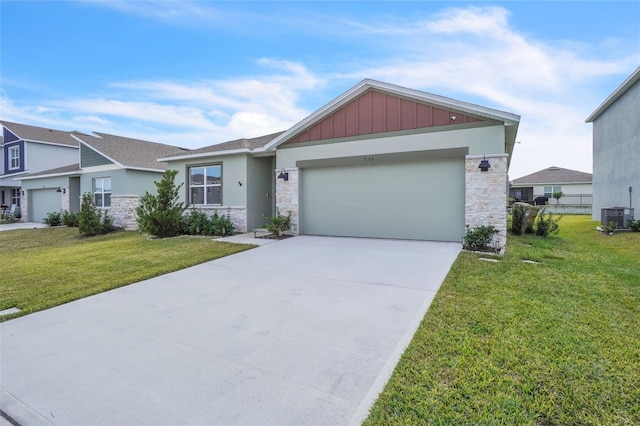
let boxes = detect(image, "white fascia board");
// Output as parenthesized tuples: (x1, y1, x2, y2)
(158, 148, 251, 162)
(81, 164, 121, 173)
(264, 79, 521, 150)
(0, 171, 31, 180)
(586, 66, 640, 122)
(19, 170, 81, 180)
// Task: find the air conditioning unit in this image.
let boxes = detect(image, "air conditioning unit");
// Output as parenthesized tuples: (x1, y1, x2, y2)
(601, 207, 635, 229)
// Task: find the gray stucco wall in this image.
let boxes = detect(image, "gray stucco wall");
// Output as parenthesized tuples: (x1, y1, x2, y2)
(167, 154, 248, 208)
(26, 143, 78, 174)
(276, 124, 506, 169)
(592, 79, 640, 220)
(246, 156, 275, 229)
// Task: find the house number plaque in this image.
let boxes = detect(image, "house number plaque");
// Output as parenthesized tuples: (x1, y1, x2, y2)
(362, 156, 374, 162)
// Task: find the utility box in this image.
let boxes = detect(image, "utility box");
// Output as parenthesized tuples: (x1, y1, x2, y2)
(601, 207, 635, 229)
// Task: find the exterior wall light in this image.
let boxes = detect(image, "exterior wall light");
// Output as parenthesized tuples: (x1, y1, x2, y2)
(478, 156, 491, 172)
(277, 168, 289, 181)
(56, 186, 66, 194)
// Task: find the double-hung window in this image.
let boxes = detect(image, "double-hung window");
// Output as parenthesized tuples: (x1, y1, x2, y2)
(543, 186, 562, 198)
(93, 177, 111, 207)
(8, 146, 20, 170)
(189, 165, 222, 205)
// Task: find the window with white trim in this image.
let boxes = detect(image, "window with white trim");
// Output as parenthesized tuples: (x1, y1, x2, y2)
(544, 186, 562, 198)
(11, 188, 21, 206)
(9, 146, 20, 170)
(93, 177, 111, 207)
(189, 165, 222, 205)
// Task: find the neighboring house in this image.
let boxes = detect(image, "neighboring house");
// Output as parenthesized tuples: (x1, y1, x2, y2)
(163, 79, 520, 248)
(510, 166, 592, 206)
(586, 66, 640, 221)
(158, 133, 282, 234)
(20, 131, 187, 227)
(0, 121, 80, 216)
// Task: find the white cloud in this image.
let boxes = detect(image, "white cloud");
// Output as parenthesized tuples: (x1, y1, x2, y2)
(3, 4, 636, 179)
(334, 5, 636, 177)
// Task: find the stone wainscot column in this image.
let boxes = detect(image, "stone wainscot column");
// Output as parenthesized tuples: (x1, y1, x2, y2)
(109, 195, 141, 231)
(275, 168, 299, 235)
(465, 154, 508, 252)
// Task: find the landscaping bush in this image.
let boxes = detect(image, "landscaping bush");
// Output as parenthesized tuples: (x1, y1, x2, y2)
(77, 193, 114, 236)
(182, 209, 211, 235)
(511, 203, 529, 235)
(628, 219, 640, 232)
(600, 221, 618, 234)
(61, 210, 79, 227)
(136, 170, 185, 238)
(264, 208, 291, 237)
(209, 210, 235, 236)
(43, 211, 63, 226)
(534, 208, 561, 237)
(78, 192, 103, 236)
(463, 224, 499, 251)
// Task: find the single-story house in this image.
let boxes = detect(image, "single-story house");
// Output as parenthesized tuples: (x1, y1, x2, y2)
(20, 131, 186, 226)
(162, 79, 520, 248)
(510, 166, 592, 206)
(1, 120, 80, 216)
(586, 66, 639, 221)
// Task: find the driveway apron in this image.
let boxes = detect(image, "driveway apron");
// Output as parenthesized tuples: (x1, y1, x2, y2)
(0, 236, 460, 426)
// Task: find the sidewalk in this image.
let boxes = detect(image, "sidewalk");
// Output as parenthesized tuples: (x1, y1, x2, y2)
(0, 222, 48, 232)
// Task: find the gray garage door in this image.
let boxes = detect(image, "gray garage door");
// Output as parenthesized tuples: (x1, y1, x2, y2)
(300, 159, 465, 241)
(30, 189, 61, 223)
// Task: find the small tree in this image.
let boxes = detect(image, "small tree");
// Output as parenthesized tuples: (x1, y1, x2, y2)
(136, 170, 185, 238)
(78, 192, 102, 236)
(552, 191, 563, 205)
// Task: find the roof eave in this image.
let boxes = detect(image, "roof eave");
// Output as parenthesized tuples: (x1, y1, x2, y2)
(265, 79, 520, 150)
(20, 170, 82, 180)
(586, 66, 640, 123)
(158, 148, 253, 162)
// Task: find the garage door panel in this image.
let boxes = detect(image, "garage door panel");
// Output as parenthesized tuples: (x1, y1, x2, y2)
(301, 159, 464, 241)
(31, 189, 61, 223)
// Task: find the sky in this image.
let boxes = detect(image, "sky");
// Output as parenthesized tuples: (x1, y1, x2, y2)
(1, 1, 638, 179)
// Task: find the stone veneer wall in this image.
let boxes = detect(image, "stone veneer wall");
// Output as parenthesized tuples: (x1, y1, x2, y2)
(275, 168, 299, 234)
(19, 191, 27, 223)
(465, 154, 509, 251)
(61, 188, 70, 212)
(192, 206, 248, 233)
(109, 195, 141, 231)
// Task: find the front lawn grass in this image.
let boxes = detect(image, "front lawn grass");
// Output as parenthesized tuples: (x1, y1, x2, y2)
(0, 227, 253, 322)
(365, 216, 639, 425)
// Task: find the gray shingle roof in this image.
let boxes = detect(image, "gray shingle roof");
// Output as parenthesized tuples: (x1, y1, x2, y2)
(1, 120, 80, 147)
(511, 166, 592, 185)
(74, 132, 189, 170)
(161, 131, 285, 159)
(21, 163, 81, 179)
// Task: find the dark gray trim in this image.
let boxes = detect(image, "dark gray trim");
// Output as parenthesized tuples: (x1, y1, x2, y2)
(296, 147, 468, 169)
(280, 120, 499, 150)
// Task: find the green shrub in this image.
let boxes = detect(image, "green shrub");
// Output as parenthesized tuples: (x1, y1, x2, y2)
(78, 192, 103, 236)
(463, 224, 499, 251)
(61, 210, 79, 227)
(628, 219, 640, 232)
(511, 203, 529, 235)
(182, 209, 211, 235)
(43, 211, 63, 226)
(264, 208, 291, 237)
(136, 170, 185, 238)
(534, 209, 561, 237)
(600, 221, 618, 234)
(209, 210, 235, 236)
(552, 190, 563, 204)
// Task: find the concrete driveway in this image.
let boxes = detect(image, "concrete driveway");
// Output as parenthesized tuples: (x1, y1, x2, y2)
(0, 236, 460, 426)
